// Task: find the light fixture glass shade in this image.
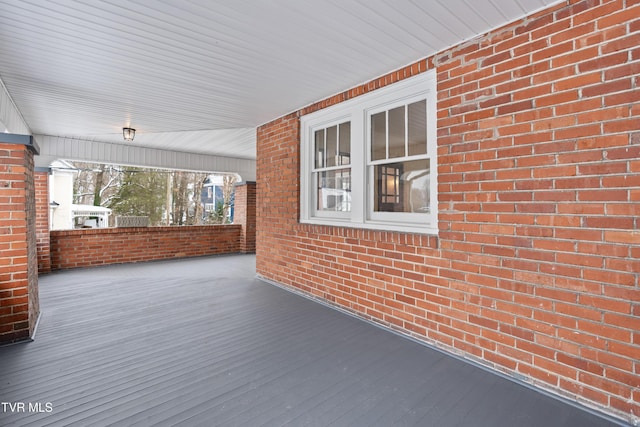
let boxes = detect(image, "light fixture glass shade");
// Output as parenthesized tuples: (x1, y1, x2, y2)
(123, 127, 136, 141)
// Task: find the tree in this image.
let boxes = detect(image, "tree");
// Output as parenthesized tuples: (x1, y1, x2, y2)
(172, 171, 189, 225)
(108, 167, 167, 225)
(168, 171, 209, 225)
(72, 162, 121, 207)
(207, 201, 225, 224)
(222, 175, 237, 224)
(190, 173, 208, 225)
(71, 162, 228, 227)
(93, 164, 105, 206)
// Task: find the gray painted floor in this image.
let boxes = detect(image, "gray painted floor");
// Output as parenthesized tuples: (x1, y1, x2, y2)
(0, 255, 625, 426)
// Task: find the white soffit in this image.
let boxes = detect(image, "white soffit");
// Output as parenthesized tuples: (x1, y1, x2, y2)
(0, 0, 561, 161)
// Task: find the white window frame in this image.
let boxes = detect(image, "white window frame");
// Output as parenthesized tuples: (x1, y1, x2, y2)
(300, 70, 438, 234)
(310, 118, 352, 220)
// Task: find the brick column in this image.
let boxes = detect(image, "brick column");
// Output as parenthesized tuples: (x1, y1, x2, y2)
(0, 135, 40, 344)
(35, 169, 51, 273)
(234, 181, 256, 253)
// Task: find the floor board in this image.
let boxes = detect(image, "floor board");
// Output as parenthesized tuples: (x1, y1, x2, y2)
(0, 255, 625, 426)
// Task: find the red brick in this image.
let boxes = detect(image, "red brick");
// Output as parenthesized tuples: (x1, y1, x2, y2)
(50, 226, 244, 270)
(255, 1, 640, 422)
(579, 51, 630, 74)
(598, 5, 640, 29)
(579, 189, 628, 202)
(518, 364, 559, 386)
(532, 40, 574, 63)
(515, 11, 554, 35)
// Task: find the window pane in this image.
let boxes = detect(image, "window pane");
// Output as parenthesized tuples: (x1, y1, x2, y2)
(316, 169, 351, 212)
(388, 106, 405, 159)
(373, 159, 430, 213)
(380, 166, 400, 204)
(326, 125, 338, 167)
(314, 129, 324, 169)
(408, 100, 427, 156)
(371, 111, 386, 161)
(339, 122, 351, 165)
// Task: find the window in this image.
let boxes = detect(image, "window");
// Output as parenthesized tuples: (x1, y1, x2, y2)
(300, 71, 437, 234)
(313, 122, 351, 214)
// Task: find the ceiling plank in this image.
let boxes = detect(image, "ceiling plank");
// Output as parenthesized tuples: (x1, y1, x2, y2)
(0, 0, 561, 163)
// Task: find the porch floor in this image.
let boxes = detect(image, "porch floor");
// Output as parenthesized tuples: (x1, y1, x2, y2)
(0, 255, 622, 426)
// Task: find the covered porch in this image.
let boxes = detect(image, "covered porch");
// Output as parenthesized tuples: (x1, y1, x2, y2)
(1, 0, 639, 423)
(0, 255, 620, 426)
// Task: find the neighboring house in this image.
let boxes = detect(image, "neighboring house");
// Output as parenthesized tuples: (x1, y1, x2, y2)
(49, 160, 111, 230)
(201, 175, 224, 214)
(49, 160, 75, 230)
(70, 204, 112, 229)
(201, 175, 234, 222)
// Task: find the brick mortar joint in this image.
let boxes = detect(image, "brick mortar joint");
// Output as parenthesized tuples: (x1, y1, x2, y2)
(50, 224, 241, 236)
(257, 270, 636, 424)
(433, 0, 594, 70)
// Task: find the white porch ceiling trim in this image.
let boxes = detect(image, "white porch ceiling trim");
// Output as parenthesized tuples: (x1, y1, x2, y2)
(0, 76, 30, 135)
(35, 135, 256, 181)
(0, 0, 563, 171)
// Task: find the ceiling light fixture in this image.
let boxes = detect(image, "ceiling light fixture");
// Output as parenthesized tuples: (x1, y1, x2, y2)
(122, 127, 136, 141)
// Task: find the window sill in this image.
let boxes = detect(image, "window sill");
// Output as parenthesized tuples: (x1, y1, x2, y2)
(300, 217, 439, 236)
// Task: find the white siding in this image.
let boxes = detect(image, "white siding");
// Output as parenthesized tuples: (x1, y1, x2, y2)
(0, 79, 30, 134)
(35, 135, 256, 181)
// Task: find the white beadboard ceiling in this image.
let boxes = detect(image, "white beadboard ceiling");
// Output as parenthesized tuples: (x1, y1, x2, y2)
(0, 0, 560, 163)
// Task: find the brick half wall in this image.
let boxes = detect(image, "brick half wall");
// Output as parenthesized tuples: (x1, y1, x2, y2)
(35, 170, 51, 273)
(50, 225, 242, 270)
(256, 0, 640, 423)
(234, 182, 257, 253)
(0, 140, 39, 344)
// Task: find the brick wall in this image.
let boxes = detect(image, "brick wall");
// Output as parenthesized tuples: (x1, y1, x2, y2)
(0, 142, 39, 343)
(256, 0, 639, 422)
(35, 171, 51, 273)
(234, 182, 257, 253)
(50, 225, 242, 270)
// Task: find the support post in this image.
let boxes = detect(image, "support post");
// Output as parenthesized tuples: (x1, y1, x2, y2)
(234, 182, 256, 254)
(0, 134, 40, 343)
